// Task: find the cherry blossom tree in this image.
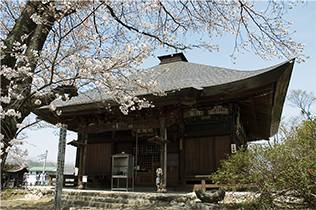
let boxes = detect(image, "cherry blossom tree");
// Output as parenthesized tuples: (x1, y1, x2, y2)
(0, 0, 305, 168)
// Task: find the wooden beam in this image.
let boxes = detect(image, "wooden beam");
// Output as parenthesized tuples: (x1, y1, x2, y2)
(73, 118, 177, 134)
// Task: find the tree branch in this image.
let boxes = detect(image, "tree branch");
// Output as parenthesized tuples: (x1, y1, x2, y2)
(158, 1, 186, 32)
(105, 4, 187, 50)
(15, 119, 42, 138)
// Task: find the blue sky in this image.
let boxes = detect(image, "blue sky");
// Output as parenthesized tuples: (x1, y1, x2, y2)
(21, 2, 316, 165)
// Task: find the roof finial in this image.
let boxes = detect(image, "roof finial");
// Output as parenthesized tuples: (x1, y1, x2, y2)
(158, 53, 188, 64)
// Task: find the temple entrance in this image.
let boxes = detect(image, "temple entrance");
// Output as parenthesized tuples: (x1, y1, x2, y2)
(85, 143, 112, 188)
(134, 138, 160, 186)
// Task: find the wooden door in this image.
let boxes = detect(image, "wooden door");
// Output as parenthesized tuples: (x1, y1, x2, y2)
(184, 137, 215, 176)
(184, 136, 231, 177)
(86, 143, 112, 175)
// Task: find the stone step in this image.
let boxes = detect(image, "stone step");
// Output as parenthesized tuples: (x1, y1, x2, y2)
(63, 192, 148, 200)
(63, 191, 191, 201)
(62, 194, 152, 205)
(63, 194, 184, 203)
(62, 195, 127, 203)
(60, 190, 199, 209)
(62, 199, 151, 209)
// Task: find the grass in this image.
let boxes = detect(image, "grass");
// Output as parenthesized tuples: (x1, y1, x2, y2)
(1, 188, 27, 200)
(0, 188, 53, 210)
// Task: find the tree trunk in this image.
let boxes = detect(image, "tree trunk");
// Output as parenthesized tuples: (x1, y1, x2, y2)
(0, 117, 18, 185)
(1, 0, 56, 168)
(1, 1, 39, 97)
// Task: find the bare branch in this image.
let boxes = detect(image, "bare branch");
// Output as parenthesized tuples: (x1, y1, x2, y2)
(105, 4, 187, 50)
(15, 119, 42, 138)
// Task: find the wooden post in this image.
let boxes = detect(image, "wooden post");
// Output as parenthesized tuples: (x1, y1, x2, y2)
(54, 124, 67, 210)
(78, 132, 88, 189)
(179, 114, 185, 185)
(135, 132, 138, 179)
(163, 127, 167, 189)
(201, 179, 206, 192)
(160, 118, 167, 190)
(77, 133, 83, 188)
(159, 121, 164, 170)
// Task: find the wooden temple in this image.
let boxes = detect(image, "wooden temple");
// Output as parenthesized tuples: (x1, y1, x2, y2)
(35, 53, 295, 190)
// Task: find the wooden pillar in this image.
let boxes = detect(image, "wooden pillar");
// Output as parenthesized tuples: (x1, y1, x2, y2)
(78, 132, 88, 189)
(234, 104, 246, 149)
(77, 134, 83, 188)
(231, 104, 240, 154)
(54, 124, 67, 210)
(160, 118, 167, 189)
(159, 123, 164, 169)
(135, 132, 138, 179)
(163, 127, 167, 188)
(179, 110, 185, 185)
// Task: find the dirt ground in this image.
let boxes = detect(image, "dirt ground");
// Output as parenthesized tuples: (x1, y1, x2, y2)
(0, 197, 54, 210)
(0, 189, 52, 210)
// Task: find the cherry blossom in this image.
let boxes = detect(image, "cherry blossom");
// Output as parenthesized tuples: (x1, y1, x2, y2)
(0, 0, 305, 167)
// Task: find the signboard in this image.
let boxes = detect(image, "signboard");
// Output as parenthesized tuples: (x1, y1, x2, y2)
(82, 175, 88, 183)
(208, 105, 229, 115)
(231, 144, 237, 153)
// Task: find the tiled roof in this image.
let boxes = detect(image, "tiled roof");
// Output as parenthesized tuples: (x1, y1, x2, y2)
(50, 60, 289, 108)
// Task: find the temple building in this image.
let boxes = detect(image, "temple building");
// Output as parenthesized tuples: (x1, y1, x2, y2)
(35, 53, 295, 190)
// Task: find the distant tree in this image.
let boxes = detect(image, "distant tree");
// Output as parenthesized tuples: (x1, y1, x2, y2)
(288, 89, 316, 121)
(0, 0, 305, 168)
(212, 90, 316, 208)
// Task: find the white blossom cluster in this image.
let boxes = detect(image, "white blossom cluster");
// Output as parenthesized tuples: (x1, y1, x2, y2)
(30, 13, 43, 25)
(3, 143, 28, 166)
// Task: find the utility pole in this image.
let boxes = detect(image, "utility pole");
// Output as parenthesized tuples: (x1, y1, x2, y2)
(54, 124, 67, 210)
(42, 150, 48, 173)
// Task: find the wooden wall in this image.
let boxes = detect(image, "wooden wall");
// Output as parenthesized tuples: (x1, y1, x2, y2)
(81, 111, 234, 188)
(184, 136, 231, 180)
(85, 143, 112, 187)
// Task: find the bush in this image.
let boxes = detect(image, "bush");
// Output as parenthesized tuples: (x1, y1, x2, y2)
(212, 118, 316, 207)
(212, 149, 255, 188)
